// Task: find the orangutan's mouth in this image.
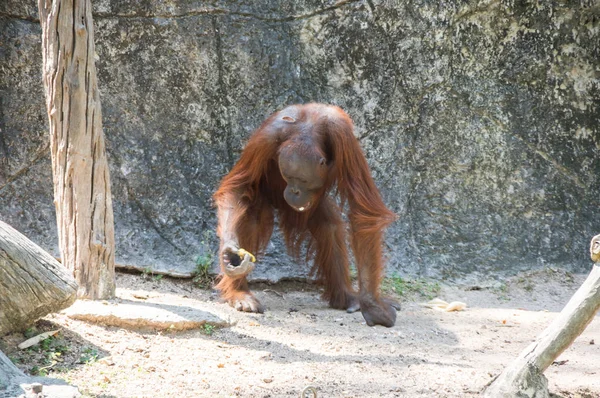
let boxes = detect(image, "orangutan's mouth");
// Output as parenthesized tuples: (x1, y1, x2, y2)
(296, 203, 310, 212)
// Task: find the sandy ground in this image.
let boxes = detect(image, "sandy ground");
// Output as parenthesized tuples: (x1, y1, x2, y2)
(2, 269, 599, 398)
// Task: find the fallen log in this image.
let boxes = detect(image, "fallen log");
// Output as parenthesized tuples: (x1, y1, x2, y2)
(484, 234, 600, 398)
(0, 220, 77, 336)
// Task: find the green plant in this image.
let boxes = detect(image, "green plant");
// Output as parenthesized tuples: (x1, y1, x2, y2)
(193, 252, 214, 289)
(491, 282, 510, 301)
(29, 335, 68, 356)
(381, 275, 441, 300)
(30, 365, 45, 377)
(516, 276, 535, 292)
(141, 266, 164, 282)
(79, 347, 99, 365)
(8, 355, 20, 364)
(24, 327, 38, 339)
(38, 351, 62, 376)
(27, 337, 68, 376)
(39, 336, 53, 351)
(201, 324, 215, 336)
(193, 231, 216, 289)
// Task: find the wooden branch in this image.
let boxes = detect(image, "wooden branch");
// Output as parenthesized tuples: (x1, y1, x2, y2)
(0, 221, 77, 336)
(484, 234, 600, 397)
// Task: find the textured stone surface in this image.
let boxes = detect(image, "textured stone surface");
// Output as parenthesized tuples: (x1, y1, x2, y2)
(0, 351, 81, 398)
(0, 1, 599, 282)
(63, 299, 230, 331)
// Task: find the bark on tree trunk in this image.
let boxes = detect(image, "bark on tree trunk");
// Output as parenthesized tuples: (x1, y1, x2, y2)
(38, 0, 116, 299)
(484, 235, 600, 397)
(0, 221, 77, 336)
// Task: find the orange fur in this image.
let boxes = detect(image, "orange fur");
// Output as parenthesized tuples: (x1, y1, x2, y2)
(213, 104, 396, 323)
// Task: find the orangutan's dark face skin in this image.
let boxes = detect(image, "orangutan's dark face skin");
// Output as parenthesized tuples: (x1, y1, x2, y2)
(278, 152, 327, 213)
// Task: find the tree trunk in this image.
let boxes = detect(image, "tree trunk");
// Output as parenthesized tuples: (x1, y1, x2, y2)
(0, 221, 77, 336)
(38, 0, 116, 299)
(484, 262, 600, 397)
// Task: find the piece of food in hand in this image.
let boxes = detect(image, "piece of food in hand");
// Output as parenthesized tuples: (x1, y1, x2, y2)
(223, 247, 256, 278)
(237, 248, 256, 263)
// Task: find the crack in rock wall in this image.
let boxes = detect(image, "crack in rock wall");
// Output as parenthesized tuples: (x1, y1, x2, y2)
(1, 0, 599, 282)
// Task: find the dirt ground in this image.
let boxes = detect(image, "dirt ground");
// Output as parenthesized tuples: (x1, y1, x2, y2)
(2, 269, 599, 398)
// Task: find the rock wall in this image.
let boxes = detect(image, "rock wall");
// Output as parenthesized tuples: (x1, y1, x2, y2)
(1, 0, 599, 282)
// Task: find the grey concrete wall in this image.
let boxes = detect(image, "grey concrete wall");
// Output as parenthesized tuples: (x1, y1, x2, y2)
(1, 0, 599, 282)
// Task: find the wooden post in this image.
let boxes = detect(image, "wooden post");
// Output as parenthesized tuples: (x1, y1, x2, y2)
(484, 234, 600, 397)
(38, 0, 116, 299)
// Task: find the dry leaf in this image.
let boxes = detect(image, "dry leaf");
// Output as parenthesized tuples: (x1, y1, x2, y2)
(98, 356, 115, 366)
